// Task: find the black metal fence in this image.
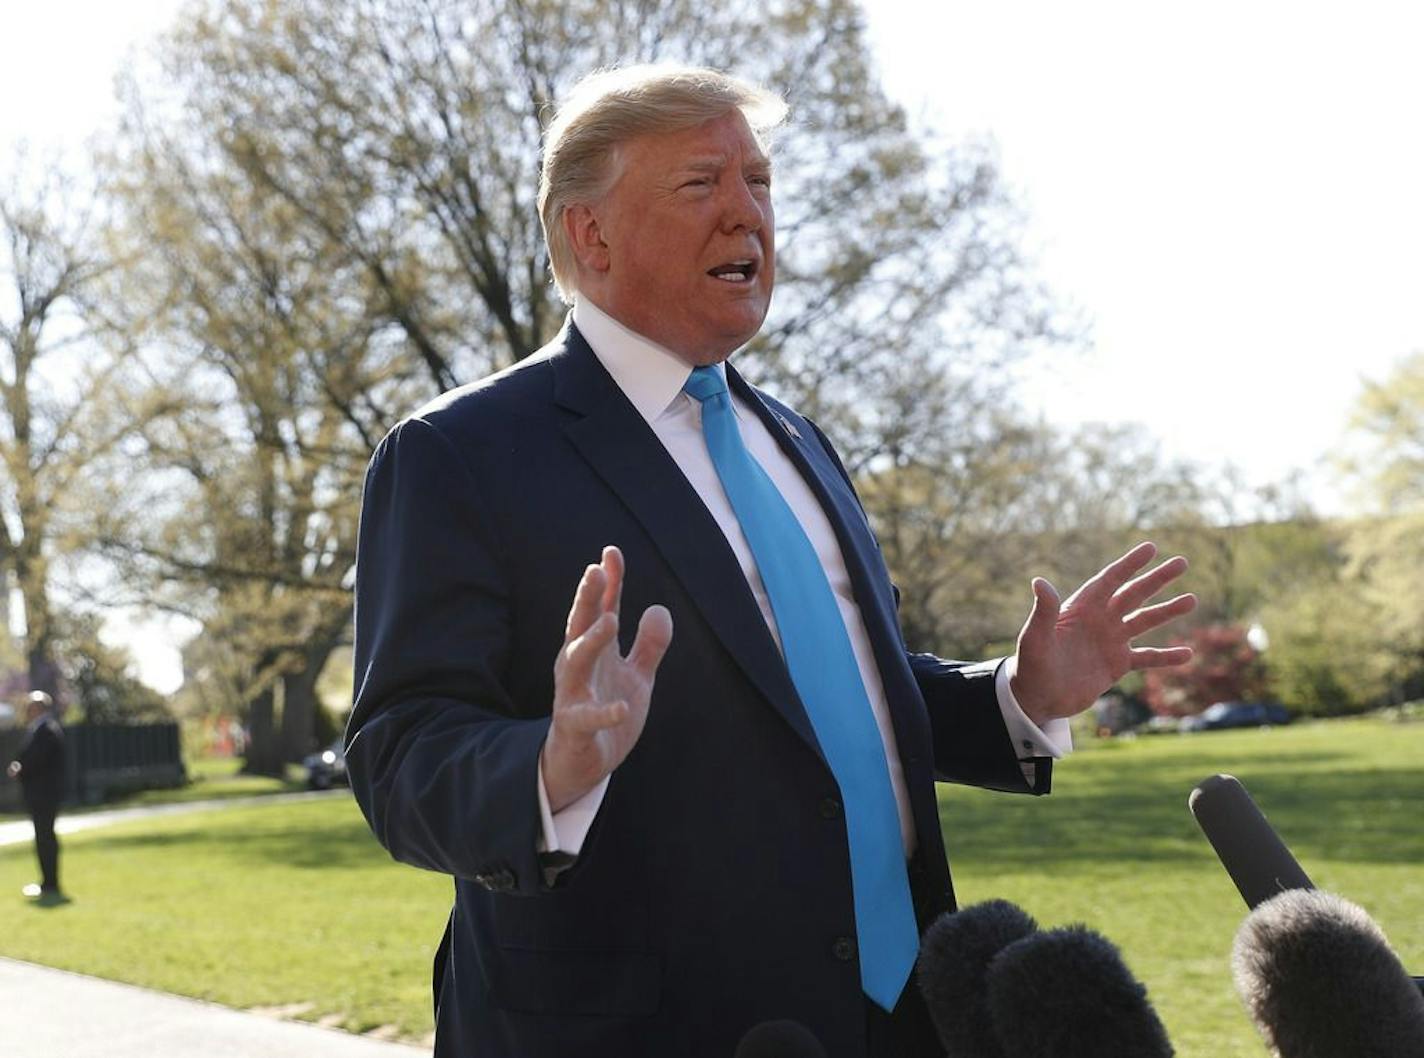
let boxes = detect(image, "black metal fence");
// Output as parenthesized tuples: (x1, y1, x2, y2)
(0, 722, 185, 813)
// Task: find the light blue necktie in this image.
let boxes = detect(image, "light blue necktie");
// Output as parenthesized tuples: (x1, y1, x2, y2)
(683, 366, 918, 1011)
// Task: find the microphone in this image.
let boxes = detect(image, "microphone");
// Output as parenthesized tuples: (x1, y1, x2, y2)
(987, 926, 1174, 1058)
(1188, 773, 1313, 908)
(1232, 888, 1424, 1058)
(732, 1020, 828, 1058)
(917, 899, 1039, 1057)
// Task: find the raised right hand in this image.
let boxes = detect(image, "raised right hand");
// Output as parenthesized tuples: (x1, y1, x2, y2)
(540, 546, 673, 812)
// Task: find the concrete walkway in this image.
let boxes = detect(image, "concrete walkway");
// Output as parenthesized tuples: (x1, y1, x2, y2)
(0, 789, 345, 847)
(0, 958, 430, 1058)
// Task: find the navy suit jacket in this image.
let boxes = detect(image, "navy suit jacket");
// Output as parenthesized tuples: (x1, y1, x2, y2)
(346, 320, 1051, 1058)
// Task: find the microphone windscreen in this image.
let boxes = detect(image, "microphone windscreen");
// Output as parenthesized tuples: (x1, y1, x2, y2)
(732, 1020, 828, 1058)
(1232, 889, 1424, 1058)
(917, 899, 1038, 1058)
(988, 925, 1174, 1058)
(1189, 774, 1314, 908)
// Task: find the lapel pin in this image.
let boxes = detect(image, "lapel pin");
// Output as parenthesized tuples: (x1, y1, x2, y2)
(777, 414, 802, 440)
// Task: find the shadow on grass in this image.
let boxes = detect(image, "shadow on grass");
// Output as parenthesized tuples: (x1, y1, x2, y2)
(942, 753, 1424, 871)
(25, 893, 74, 911)
(83, 814, 389, 872)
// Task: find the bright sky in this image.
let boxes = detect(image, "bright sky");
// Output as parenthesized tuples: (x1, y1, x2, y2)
(5, 1, 1423, 691)
(864, 0, 1424, 505)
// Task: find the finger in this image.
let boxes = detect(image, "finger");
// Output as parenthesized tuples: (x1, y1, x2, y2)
(600, 545, 625, 617)
(1111, 555, 1190, 615)
(1121, 593, 1197, 638)
(554, 698, 631, 735)
(561, 611, 618, 687)
(1078, 541, 1158, 604)
(564, 563, 608, 640)
(1128, 645, 1194, 669)
(1019, 577, 1061, 646)
(628, 604, 674, 678)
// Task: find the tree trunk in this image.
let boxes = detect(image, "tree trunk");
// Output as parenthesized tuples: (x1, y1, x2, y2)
(278, 609, 350, 762)
(242, 682, 285, 777)
(13, 544, 59, 699)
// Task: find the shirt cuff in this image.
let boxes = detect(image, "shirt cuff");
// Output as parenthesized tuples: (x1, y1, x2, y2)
(536, 767, 610, 857)
(995, 656, 1073, 760)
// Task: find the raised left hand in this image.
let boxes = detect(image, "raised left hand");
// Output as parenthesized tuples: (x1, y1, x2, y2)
(1010, 541, 1196, 726)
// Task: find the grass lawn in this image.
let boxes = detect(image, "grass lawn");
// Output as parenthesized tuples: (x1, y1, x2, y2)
(940, 715, 1424, 1057)
(122, 754, 308, 804)
(0, 792, 449, 1041)
(1, 717, 1421, 1053)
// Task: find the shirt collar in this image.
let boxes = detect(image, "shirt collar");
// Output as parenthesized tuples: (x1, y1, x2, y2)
(572, 297, 730, 427)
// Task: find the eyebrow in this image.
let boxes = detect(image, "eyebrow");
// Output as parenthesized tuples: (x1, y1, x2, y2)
(680, 153, 773, 173)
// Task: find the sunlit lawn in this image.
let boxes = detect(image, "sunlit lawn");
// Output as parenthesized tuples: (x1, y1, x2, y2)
(0, 792, 449, 1041)
(1, 719, 1421, 1053)
(940, 716, 1424, 1057)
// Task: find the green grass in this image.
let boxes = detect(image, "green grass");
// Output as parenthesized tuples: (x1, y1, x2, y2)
(119, 755, 308, 805)
(2, 718, 1421, 1053)
(940, 716, 1424, 1057)
(0, 793, 449, 1040)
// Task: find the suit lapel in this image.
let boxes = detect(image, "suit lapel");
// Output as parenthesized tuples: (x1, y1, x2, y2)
(727, 366, 935, 771)
(550, 327, 825, 759)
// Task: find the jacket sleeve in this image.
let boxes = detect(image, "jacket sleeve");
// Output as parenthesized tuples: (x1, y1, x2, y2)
(345, 416, 549, 896)
(909, 655, 1052, 796)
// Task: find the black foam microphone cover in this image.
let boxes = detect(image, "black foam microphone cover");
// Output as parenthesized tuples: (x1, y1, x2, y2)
(732, 1020, 828, 1058)
(988, 925, 1174, 1057)
(1232, 889, 1424, 1058)
(917, 899, 1039, 1058)
(1189, 774, 1314, 908)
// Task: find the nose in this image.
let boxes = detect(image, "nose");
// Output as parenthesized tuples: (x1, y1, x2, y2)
(719, 176, 766, 235)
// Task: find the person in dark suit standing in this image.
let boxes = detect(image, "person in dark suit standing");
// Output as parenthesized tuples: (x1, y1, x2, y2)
(346, 64, 1196, 1058)
(7, 691, 66, 902)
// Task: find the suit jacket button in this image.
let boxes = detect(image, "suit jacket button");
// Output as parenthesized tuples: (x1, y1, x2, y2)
(819, 797, 842, 819)
(832, 936, 857, 961)
(493, 869, 516, 890)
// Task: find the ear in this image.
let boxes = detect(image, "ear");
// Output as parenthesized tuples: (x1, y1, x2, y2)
(562, 203, 611, 275)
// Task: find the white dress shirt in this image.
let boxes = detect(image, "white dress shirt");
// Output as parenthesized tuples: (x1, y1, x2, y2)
(537, 297, 1070, 857)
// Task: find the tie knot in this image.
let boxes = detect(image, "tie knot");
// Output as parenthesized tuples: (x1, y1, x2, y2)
(683, 365, 728, 404)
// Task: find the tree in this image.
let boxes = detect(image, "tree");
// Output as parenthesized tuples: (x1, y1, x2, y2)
(1256, 574, 1391, 716)
(95, 104, 403, 772)
(1140, 624, 1268, 717)
(1334, 351, 1424, 705)
(863, 419, 1204, 657)
(138, 0, 1070, 453)
(0, 159, 147, 701)
(52, 613, 172, 724)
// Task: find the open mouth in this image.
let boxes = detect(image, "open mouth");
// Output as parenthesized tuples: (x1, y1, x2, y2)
(707, 259, 759, 284)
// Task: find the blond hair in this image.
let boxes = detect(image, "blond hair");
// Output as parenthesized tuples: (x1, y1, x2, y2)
(538, 64, 787, 303)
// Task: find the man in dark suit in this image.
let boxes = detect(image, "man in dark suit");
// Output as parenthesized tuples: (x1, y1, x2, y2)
(346, 65, 1194, 1058)
(7, 691, 67, 902)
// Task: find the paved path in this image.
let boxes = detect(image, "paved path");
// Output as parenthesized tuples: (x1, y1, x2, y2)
(0, 789, 346, 847)
(0, 958, 430, 1058)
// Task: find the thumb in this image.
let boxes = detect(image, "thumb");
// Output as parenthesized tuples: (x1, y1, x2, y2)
(1021, 577, 1061, 645)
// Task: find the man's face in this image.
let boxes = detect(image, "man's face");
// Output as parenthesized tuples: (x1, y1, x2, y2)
(590, 110, 775, 365)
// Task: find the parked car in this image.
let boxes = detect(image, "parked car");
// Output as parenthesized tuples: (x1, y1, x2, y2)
(1180, 701, 1291, 733)
(303, 739, 348, 789)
